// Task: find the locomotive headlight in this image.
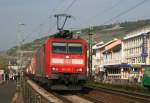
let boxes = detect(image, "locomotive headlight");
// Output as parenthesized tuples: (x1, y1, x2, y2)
(52, 67, 54, 71)
(79, 68, 82, 72)
(52, 67, 58, 71)
(77, 68, 83, 72)
(52, 67, 56, 71)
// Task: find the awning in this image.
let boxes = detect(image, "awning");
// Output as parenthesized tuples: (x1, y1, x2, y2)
(104, 63, 130, 68)
(141, 64, 150, 67)
(119, 63, 131, 68)
(104, 63, 150, 69)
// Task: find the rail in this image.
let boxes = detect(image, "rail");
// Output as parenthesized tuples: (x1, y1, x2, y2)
(86, 86, 150, 103)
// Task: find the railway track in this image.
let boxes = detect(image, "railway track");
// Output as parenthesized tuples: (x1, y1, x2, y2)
(77, 93, 107, 103)
(49, 86, 150, 103)
(51, 91, 106, 103)
(49, 92, 73, 103)
(24, 79, 106, 103)
(86, 86, 150, 103)
(56, 94, 93, 103)
(39, 82, 106, 103)
(33, 78, 106, 103)
(23, 79, 150, 103)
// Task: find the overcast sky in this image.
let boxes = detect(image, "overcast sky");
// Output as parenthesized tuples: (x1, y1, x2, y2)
(0, 0, 150, 51)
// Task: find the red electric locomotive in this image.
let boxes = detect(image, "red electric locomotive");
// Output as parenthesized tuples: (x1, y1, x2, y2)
(26, 14, 87, 90)
(29, 30, 87, 90)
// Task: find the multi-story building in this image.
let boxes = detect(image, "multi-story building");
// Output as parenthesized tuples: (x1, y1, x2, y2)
(103, 39, 123, 80)
(92, 39, 121, 81)
(102, 39, 132, 84)
(92, 42, 104, 72)
(92, 39, 120, 71)
(103, 39, 122, 65)
(92, 42, 104, 81)
(92, 26, 150, 84)
(123, 27, 150, 64)
(123, 26, 150, 83)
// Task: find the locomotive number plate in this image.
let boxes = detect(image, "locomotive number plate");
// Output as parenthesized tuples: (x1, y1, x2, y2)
(64, 59, 72, 64)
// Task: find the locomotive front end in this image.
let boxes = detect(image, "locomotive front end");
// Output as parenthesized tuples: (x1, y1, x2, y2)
(47, 38, 87, 90)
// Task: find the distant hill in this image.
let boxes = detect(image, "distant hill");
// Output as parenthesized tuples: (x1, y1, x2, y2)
(7, 19, 150, 56)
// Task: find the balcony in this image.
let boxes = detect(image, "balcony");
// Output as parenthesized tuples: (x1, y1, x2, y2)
(104, 59, 122, 65)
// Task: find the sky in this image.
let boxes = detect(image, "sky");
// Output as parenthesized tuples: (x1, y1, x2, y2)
(0, 0, 150, 51)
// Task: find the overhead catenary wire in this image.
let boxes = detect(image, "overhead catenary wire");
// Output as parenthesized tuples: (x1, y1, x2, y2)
(47, 0, 78, 34)
(54, 0, 77, 31)
(46, 0, 78, 34)
(23, 0, 77, 43)
(49, 0, 66, 16)
(101, 0, 149, 25)
(63, 0, 77, 13)
(81, 0, 123, 27)
(22, 0, 67, 43)
(74, 0, 148, 30)
(21, 0, 148, 43)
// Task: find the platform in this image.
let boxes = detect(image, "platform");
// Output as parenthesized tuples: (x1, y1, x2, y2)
(0, 80, 16, 103)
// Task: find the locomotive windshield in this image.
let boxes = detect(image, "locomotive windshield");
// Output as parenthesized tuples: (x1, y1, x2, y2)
(68, 43, 82, 54)
(52, 42, 82, 54)
(52, 42, 66, 53)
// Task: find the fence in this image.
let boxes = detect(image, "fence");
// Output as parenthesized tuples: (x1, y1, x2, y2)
(21, 78, 52, 103)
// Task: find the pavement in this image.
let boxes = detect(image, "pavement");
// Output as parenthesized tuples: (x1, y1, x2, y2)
(0, 80, 16, 103)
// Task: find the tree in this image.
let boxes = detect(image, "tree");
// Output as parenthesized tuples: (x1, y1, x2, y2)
(0, 55, 8, 73)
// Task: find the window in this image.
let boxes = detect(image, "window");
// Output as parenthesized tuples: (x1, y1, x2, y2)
(52, 42, 83, 54)
(68, 43, 82, 54)
(52, 42, 67, 53)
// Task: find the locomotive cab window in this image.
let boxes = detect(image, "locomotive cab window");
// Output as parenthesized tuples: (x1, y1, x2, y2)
(68, 43, 82, 54)
(52, 42, 67, 53)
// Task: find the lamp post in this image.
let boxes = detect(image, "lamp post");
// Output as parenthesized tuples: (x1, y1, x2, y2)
(17, 23, 25, 83)
(88, 26, 93, 80)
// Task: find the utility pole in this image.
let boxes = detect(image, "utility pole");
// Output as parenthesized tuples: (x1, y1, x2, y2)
(88, 26, 93, 80)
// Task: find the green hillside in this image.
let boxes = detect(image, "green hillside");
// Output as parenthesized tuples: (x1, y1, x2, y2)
(7, 19, 150, 56)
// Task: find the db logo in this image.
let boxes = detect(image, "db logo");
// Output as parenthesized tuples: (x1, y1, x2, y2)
(64, 59, 71, 64)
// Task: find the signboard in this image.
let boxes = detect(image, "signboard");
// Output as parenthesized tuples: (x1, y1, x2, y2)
(131, 64, 141, 68)
(141, 33, 148, 63)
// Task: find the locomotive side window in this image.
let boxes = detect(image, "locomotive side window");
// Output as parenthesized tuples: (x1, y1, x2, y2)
(68, 43, 82, 54)
(52, 42, 67, 53)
